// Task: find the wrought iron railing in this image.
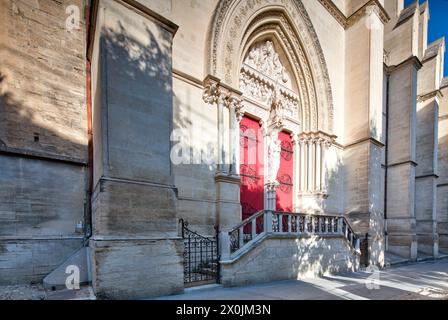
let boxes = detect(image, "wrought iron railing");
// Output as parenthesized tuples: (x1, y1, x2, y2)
(179, 219, 219, 286)
(226, 210, 360, 256)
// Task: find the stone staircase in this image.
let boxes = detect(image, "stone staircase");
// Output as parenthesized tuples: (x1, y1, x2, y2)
(221, 210, 361, 260)
(218, 210, 362, 287)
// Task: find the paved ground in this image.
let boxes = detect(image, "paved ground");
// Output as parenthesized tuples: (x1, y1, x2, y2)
(1, 259, 447, 300)
(156, 259, 448, 300)
(0, 284, 94, 300)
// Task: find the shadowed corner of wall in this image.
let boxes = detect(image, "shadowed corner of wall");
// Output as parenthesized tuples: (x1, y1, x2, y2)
(0, 69, 89, 286)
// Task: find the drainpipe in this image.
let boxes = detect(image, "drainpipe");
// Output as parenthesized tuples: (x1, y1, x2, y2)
(384, 69, 390, 251)
(84, 0, 94, 244)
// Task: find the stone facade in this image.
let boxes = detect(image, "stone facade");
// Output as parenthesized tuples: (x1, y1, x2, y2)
(221, 235, 359, 287)
(0, 0, 87, 285)
(0, 0, 446, 299)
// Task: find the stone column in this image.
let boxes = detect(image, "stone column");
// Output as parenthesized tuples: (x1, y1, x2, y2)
(315, 139, 322, 191)
(217, 92, 227, 173)
(292, 134, 300, 211)
(415, 93, 441, 258)
(89, 0, 182, 299)
(345, 4, 386, 266)
(385, 57, 421, 261)
(203, 76, 241, 231)
(321, 140, 329, 193)
(300, 139, 307, 193)
(438, 82, 448, 252)
(228, 94, 243, 176)
(307, 139, 314, 193)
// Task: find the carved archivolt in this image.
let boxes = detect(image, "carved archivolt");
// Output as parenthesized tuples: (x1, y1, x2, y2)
(206, 0, 334, 134)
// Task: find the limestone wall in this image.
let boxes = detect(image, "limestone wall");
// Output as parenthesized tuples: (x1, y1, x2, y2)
(89, 0, 183, 299)
(221, 235, 359, 287)
(438, 85, 448, 249)
(0, 0, 88, 284)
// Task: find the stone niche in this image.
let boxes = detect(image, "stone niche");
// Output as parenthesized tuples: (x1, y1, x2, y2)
(89, 0, 182, 299)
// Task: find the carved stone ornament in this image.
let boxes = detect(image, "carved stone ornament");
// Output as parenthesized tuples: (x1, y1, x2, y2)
(207, 0, 335, 133)
(243, 41, 290, 84)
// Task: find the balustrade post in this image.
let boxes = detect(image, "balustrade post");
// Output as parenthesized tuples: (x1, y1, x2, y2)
(304, 216, 309, 234)
(311, 216, 315, 234)
(219, 231, 231, 261)
(355, 238, 361, 253)
(323, 217, 327, 234)
(278, 214, 283, 233)
(266, 210, 273, 233)
(251, 219, 256, 240)
(239, 226, 244, 248)
(345, 222, 349, 239)
(288, 215, 292, 233)
(338, 218, 343, 235)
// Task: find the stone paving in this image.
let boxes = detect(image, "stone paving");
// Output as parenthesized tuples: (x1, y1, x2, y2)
(156, 258, 448, 300)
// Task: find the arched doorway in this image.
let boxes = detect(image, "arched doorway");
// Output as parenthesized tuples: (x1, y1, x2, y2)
(238, 38, 299, 217)
(205, 0, 336, 226)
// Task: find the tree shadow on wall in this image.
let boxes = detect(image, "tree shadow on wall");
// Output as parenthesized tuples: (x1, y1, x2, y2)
(102, 21, 172, 94)
(0, 73, 87, 160)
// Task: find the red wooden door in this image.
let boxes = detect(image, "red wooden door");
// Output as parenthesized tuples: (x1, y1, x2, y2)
(240, 116, 264, 222)
(276, 131, 293, 213)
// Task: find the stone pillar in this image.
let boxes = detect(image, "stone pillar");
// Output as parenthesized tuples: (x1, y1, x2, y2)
(228, 94, 243, 176)
(345, 4, 386, 266)
(307, 139, 314, 192)
(89, 0, 182, 299)
(385, 57, 421, 261)
(315, 139, 322, 191)
(414, 37, 445, 258)
(301, 139, 308, 192)
(217, 92, 226, 173)
(292, 134, 300, 210)
(321, 140, 329, 193)
(203, 76, 241, 231)
(438, 82, 448, 252)
(415, 92, 440, 258)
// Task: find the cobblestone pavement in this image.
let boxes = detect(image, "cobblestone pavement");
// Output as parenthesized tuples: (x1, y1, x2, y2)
(156, 258, 448, 300)
(0, 284, 46, 300)
(1, 259, 447, 300)
(0, 285, 95, 300)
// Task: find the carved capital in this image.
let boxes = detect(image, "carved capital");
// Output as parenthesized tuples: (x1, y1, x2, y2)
(298, 131, 336, 146)
(203, 81, 220, 105)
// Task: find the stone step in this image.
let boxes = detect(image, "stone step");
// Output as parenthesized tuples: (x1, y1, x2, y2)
(384, 251, 410, 267)
(417, 251, 436, 262)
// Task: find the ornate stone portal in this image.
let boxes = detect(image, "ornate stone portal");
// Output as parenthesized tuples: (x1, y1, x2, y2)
(237, 39, 335, 212)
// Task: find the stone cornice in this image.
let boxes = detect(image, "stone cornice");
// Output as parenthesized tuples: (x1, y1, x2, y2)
(417, 89, 443, 102)
(0, 145, 87, 166)
(214, 173, 241, 185)
(87, 0, 178, 61)
(317, 0, 390, 30)
(385, 55, 423, 74)
(346, 0, 390, 29)
(173, 68, 203, 89)
(316, 0, 346, 28)
(344, 137, 385, 149)
(118, 0, 178, 35)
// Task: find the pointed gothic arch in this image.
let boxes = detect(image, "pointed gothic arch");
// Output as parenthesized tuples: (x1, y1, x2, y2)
(205, 0, 334, 133)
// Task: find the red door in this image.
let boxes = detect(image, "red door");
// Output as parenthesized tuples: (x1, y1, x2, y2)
(276, 131, 293, 212)
(240, 116, 264, 222)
